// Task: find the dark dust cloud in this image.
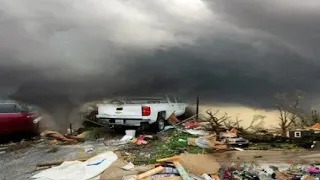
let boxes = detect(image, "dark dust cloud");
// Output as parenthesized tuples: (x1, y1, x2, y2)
(1, 0, 320, 129)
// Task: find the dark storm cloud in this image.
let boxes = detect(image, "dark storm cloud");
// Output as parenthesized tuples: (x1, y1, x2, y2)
(1, 0, 320, 128)
(117, 40, 320, 108)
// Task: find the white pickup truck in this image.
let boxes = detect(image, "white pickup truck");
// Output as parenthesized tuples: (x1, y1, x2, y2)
(96, 95, 188, 131)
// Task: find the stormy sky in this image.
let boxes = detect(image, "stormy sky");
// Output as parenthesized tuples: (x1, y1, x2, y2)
(1, 0, 320, 127)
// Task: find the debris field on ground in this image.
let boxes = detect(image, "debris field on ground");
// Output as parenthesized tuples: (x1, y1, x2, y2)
(1, 113, 320, 180)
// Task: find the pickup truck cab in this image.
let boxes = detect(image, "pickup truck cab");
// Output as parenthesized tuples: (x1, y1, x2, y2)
(96, 95, 188, 131)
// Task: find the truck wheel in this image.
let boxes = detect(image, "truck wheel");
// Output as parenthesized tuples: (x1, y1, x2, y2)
(153, 115, 166, 132)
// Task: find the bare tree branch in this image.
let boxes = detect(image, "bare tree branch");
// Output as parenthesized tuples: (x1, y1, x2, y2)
(275, 90, 304, 136)
(205, 109, 231, 131)
(244, 115, 266, 131)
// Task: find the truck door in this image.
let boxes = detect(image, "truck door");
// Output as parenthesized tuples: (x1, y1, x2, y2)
(167, 95, 178, 116)
(175, 96, 185, 116)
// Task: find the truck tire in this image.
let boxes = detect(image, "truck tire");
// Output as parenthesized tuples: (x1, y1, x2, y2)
(153, 113, 166, 132)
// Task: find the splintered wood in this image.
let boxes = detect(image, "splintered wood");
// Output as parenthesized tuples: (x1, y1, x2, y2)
(168, 113, 180, 125)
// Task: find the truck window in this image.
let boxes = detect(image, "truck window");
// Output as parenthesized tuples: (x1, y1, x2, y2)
(167, 95, 176, 103)
(109, 97, 125, 104)
(176, 96, 183, 103)
(126, 97, 167, 104)
(0, 104, 17, 113)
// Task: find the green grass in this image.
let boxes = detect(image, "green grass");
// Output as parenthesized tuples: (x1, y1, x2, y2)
(132, 131, 210, 165)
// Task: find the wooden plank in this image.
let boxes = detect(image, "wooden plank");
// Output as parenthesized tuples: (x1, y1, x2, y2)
(173, 161, 192, 180)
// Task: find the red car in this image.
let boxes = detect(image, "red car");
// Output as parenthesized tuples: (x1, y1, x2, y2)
(0, 101, 41, 135)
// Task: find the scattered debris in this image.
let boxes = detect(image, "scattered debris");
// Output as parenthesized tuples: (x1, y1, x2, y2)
(129, 166, 165, 180)
(160, 114, 201, 133)
(234, 147, 244, 151)
(183, 121, 200, 129)
(155, 154, 222, 180)
(306, 166, 320, 174)
(225, 136, 249, 147)
(122, 162, 135, 171)
(185, 129, 210, 136)
(163, 126, 175, 131)
(201, 174, 214, 180)
(220, 128, 238, 138)
(3, 105, 320, 180)
(136, 135, 148, 145)
(77, 131, 95, 141)
(187, 134, 228, 150)
(120, 135, 134, 144)
(100, 159, 154, 180)
(41, 130, 80, 144)
(84, 147, 94, 153)
(168, 113, 180, 125)
(36, 157, 91, 168)
(220, 161, 320, 179)
(32, 151, 118, 180)
(131, 134, 154, 145)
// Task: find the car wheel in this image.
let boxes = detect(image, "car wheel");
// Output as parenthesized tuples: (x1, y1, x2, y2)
(153, 115, 166, 132)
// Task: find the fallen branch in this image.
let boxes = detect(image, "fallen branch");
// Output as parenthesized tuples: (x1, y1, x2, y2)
(159, 114, 199, 133)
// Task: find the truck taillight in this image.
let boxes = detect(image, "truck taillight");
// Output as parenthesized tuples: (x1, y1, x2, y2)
(142, 106, 151, 116)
